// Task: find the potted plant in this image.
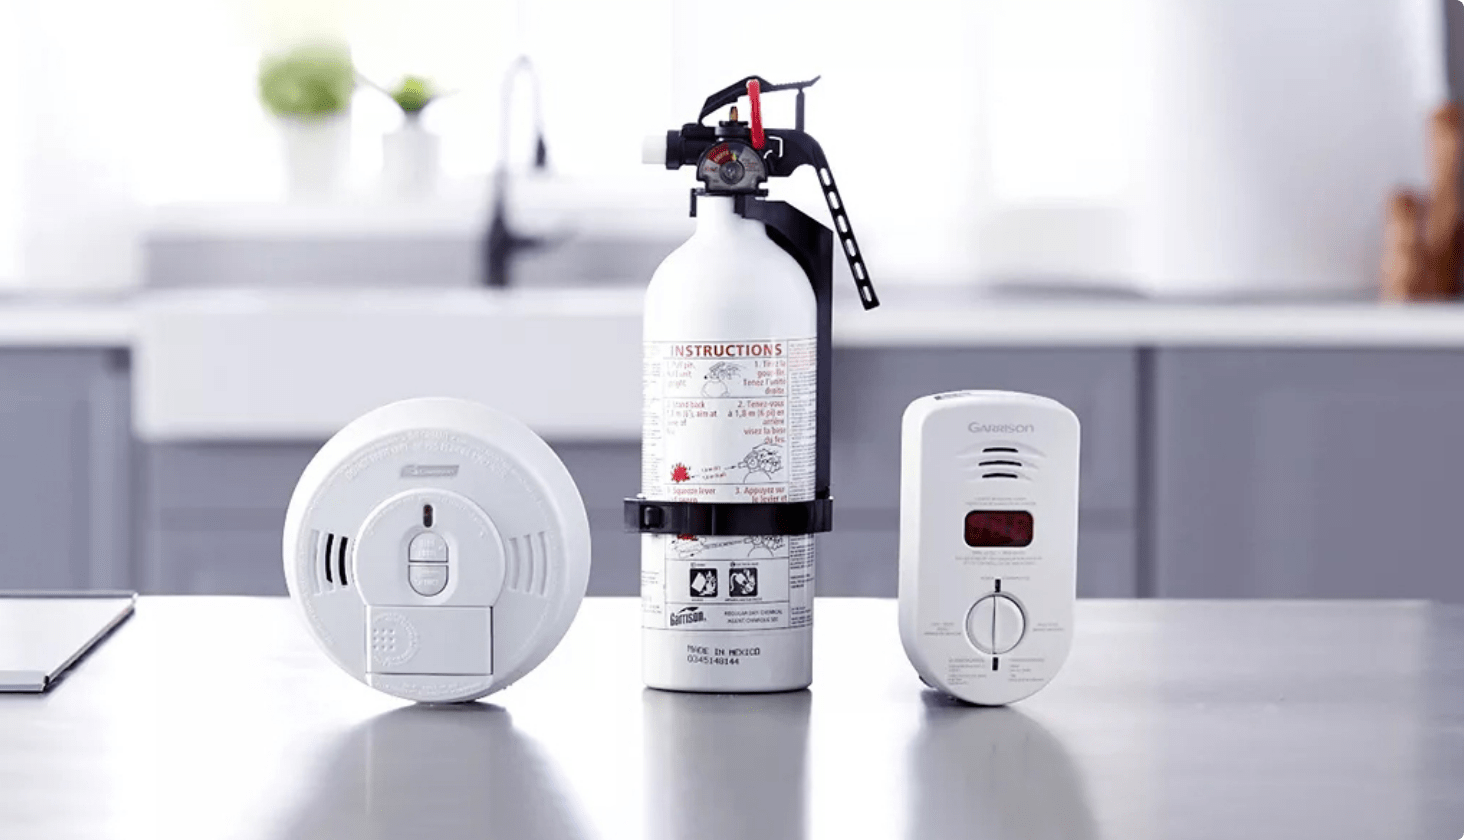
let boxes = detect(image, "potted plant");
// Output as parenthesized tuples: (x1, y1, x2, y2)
(379, 75, 443, 198)
(258, 41, 356, 198)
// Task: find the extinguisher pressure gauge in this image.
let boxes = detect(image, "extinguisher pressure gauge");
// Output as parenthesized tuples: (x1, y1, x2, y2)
(698, 141, 767, 191)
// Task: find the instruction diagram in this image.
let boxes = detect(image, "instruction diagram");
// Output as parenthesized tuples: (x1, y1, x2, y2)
(701, 362, 743, 397)
(732, 443, 783, 482)
(689, 568, 719, 598)
(729, 566, 758, 597)
(671, 535, 786, 559)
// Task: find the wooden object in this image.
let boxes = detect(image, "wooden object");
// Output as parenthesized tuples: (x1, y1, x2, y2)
(1381, 189, 1427, 301)
(1381, 101, 1463, 300)
(1425, 102, 1462, 298)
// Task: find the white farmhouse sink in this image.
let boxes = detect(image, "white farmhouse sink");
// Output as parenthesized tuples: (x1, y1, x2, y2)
(134, 288, 645, 442)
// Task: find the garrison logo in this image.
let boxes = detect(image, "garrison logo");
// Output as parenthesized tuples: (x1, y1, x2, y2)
(968, 422, 1035, 434)
(671, 606, 707, 627)
(401, 464, 460, 478)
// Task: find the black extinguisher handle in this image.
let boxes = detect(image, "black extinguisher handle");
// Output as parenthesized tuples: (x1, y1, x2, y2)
(764, 129, 879, 310)
(697, 75, 822, 125)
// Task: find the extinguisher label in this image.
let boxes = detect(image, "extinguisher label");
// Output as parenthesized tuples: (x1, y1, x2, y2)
(641, 337, 817, 633)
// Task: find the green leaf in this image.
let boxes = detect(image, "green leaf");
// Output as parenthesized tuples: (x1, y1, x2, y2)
(258, 41, 356, 119)
(390, 75, 436, 114)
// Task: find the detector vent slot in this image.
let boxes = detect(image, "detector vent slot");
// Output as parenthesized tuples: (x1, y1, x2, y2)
(959, 441, 1042, 481)
(312, 530, 354, 594)
(507, 532, 551, 596)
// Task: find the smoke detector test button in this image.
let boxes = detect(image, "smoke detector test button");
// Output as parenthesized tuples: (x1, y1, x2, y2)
(407, 532, 450, 596)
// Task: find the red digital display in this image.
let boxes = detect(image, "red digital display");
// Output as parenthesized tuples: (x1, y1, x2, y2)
(964, 510, 1033, 547)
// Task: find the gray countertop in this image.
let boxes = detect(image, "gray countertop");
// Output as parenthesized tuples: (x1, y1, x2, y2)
(2, 597, 1461, 839)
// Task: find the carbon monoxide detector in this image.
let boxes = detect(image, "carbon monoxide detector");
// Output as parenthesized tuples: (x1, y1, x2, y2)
(283, 397, 592, 703)
(898, 391, 1080, 705)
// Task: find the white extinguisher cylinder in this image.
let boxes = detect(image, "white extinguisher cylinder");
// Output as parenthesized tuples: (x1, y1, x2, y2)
(640, 196, 819, 692)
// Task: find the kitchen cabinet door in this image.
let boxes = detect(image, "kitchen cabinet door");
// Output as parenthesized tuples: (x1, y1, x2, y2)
(0, 350, 132, 591)
(1150, 349, 1464, 600)
(149, 524, 286, 595)
(552, 442, 641, 596)
(142, 440, 647, 596)
(141, 443, 317, 595)
(828, 347, 1141, 597)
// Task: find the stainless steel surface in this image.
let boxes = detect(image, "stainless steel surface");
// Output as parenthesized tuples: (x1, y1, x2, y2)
(0, 597, 1460, 838)
(0, 592, 134, 691)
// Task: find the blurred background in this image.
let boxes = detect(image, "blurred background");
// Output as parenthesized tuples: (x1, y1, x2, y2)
(0, 0, 1462, 600)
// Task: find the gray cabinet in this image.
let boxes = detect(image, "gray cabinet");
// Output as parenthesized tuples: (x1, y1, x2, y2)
(141, 444, 317, 594)
(140, 440, 646, 596)
(134, 346, 1464, 601)
(828, 347, 1141, 597)
(1150, 349, 1464, 601)
(0, 350, 132, 591)
(134, 348, 1143, 599)
(548, 443, 640, 596)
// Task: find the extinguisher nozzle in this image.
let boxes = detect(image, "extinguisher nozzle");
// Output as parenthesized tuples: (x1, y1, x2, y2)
(642, 135, 669, 166)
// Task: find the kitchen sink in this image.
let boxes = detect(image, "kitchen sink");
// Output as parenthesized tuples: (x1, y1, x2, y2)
(134, 288, 644, 442)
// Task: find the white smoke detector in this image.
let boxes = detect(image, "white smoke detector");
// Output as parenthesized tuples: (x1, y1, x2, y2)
(282, 397, 591, 703)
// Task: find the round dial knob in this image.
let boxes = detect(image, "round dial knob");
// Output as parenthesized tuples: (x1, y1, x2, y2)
(966, 594, 1026, 655)
(718, 159, 746, 185)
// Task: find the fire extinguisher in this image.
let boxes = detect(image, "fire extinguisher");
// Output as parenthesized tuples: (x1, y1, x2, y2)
(626, 75, 879, 692)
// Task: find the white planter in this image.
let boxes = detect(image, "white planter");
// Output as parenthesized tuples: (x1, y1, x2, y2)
(278, 115, 351, 200)
(381, 119, 440, 199)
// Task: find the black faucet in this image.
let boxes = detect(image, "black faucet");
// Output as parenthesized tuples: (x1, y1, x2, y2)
(483, 56, 554, 288)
